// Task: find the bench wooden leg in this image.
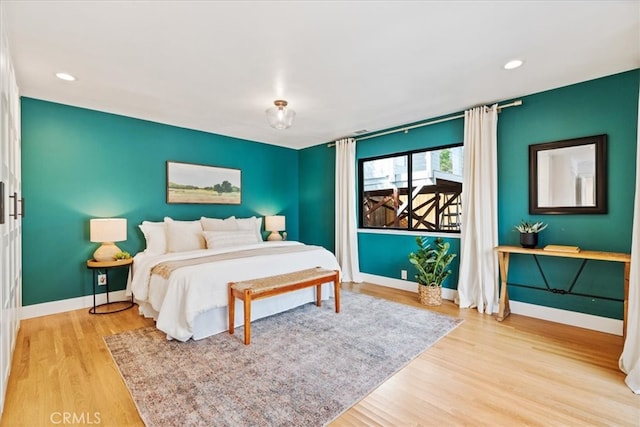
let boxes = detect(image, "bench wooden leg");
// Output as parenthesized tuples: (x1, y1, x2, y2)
(334, 272, 341, 313)
(315, 284, 322, 307)
(243, 290, 251, 345)
(228, 283, 235, 335)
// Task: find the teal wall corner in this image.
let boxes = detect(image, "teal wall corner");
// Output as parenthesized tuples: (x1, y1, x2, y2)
(21, 98, 299, 306)
(298, 143, 335, 251)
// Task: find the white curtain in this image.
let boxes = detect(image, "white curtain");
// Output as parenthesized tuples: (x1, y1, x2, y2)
(619, 87, 640, 394)
(335, 138, 362, 283)
(457, 105, 499, 313)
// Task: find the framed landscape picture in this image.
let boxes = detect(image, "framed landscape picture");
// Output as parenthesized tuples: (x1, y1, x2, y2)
(166, 161, 241, 204)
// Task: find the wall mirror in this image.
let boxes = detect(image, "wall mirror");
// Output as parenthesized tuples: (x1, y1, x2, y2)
(529, 134, 607, 214)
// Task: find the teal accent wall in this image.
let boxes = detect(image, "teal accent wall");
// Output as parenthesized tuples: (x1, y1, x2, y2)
(355, 113, 464, 290)
(298, 109, 465, 288)
(358, 232, 461, 289)
(299, 69, 639, 319)
(497, 70, 638, 318)
(21, 98, 299, 306)
(298, 143, 335, 251)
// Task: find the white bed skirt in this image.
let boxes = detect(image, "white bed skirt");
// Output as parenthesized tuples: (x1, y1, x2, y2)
(137, 283, 335, 341)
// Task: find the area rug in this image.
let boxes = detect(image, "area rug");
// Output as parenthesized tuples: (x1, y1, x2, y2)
(104, 290, 462, 426)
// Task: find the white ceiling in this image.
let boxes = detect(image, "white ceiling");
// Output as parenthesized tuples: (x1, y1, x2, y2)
(4, 1, 640, 150)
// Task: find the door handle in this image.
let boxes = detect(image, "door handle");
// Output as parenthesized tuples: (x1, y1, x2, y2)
(9, 192, 17, 219)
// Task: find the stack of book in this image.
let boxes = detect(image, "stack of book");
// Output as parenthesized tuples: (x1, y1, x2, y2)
(543, 245, 581, 253)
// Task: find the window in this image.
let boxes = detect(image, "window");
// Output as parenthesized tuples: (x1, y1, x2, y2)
(359, 144, 463, 232)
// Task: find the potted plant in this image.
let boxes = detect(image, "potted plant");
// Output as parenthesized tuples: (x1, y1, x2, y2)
(408, 236, 456, 306)
(514, 220, 547, 249)
(113, 251, 132, 261)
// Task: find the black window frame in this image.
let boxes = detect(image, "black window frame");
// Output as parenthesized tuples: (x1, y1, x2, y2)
(358, 142, 464, 233)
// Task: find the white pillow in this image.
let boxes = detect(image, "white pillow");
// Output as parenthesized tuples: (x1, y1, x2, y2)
(203, 230, 260, 249)
(139, 221, 167, 254)
(200, 216, 238, 231)
(164, 217, 206, 252)
(236, 216, 263, 242)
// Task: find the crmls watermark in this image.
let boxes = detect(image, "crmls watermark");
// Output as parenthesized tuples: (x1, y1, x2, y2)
(49, 412, 101, 425)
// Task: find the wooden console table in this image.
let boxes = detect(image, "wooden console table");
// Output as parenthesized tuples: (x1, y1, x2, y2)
(495, 245, 631, 336)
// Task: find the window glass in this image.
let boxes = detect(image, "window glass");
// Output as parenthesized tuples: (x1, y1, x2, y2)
(360, 144, 463, 233)
(361, 155, 408, 229)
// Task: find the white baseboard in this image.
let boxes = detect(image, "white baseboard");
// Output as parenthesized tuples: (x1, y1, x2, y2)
(359, 273, 623, 336)
(23, 275, 624, 337)
(507, 300, 622, 336)
(360, 273, 458, 300)
(21, 290, 131, 320)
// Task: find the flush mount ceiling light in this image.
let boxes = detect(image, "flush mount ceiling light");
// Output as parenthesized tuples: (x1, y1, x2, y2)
(503, 59, 524, 70)
(266, 100, 295, 130)
(55, 72, 76, 81)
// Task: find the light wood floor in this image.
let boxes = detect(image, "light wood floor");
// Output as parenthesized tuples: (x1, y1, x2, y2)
(1, 283, 638, 426)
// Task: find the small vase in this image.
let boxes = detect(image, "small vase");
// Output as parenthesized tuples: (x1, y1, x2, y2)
(520, 232, 538, 249)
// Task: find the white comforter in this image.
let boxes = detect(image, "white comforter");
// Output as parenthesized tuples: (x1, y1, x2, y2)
(129, 241, 341, 341)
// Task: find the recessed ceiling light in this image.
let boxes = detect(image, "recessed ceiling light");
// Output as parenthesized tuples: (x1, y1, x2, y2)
(503, 59, 524, 70)
(55, 72, 76, 81)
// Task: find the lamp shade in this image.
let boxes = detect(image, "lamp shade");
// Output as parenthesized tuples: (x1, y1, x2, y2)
(266, 100, 295, 130)
(265, 215, 285, 241)
(265, 215, 285, 232)
(90, 218, 127, 243)
(90, 218, 127, 262)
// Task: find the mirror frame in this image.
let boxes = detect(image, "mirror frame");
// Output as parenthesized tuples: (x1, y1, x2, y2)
(529, 134, 607, 214)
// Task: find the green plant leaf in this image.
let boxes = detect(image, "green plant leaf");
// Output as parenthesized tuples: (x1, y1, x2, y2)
(407, 236, 456, 286)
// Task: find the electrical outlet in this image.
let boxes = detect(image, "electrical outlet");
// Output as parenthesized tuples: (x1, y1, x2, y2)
(401, 269, 407, 280)
(98, 273, 107, 286)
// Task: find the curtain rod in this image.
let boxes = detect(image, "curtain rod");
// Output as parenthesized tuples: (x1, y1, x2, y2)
(327, 99, 523, 147)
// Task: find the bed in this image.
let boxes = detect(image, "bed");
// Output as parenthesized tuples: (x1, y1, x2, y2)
(127, 216, 341, 341)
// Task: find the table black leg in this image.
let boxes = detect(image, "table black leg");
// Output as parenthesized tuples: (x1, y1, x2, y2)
(91, 270, 97, 314)
(105, 269, 110, 304)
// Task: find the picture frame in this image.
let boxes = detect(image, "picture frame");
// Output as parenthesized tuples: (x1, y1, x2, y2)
(529, 134, 607, 214)
(166, 161, 241, 205)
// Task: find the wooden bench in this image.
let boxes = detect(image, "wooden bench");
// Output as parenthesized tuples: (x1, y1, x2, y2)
(228, 267, 340, 345)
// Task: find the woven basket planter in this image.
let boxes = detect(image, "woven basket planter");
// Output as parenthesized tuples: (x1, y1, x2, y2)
(418, 283, 442, 306)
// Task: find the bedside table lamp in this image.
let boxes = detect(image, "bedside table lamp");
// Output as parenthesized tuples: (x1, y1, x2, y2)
(90, 218, 127, 261)
(265, 215, 285, 241)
